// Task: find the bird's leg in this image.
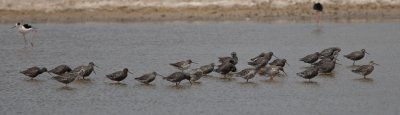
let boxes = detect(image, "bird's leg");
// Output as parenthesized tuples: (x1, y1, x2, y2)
(308, 79, 311, 82)
(353, 61, 356, 66)
(363, 75, 366, 79)
(246, 79, 249, 82)
(176, 82, 178, 87)
(317, 12, 321, 25)
(22, 34, 27, 48)
(269, 76, 273, 81)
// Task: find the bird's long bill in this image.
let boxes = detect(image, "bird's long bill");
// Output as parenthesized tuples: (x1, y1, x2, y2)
(281, 70, 288, 76)
(335, 62, 343, 65)
(365, 52, 370, 55)
(93, 70, 97, 75)
(128, 71, 134, 74)
(94, 65, 101, 68)
(10, 26, 16, 29)
(285, 62, 290, 66)
(192, 62, 198, 64)
(47, 72, 54, 77)
(373, 62, 380, 66)
(273, 55, 278, 58)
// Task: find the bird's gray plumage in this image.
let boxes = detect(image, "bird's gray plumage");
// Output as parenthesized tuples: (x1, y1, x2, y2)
(106, 68, 129, 82)
(53, 72, 79, 86)
(215, 62, 237, 78)
(235, 67, 258, 82)
(135, 72, 158, 84)
(320, 47, 341, 57)
(170, 59, 195, 72)
(20, 67, 48, 79)
(251, 52, 275, 63)
(316, 59, 337, 73)
(248, 57, 269, 67)
(352, 61, 377, 79)
(268, 66, 286, 79)
(72, 62, 96, 79)
(190, 68, 204, 82)
(344, 49, 368, 65)
(163, 72, 191, 86)
(300, 52, 320, 64)
(297, 67, 319, 82)
(269, 58, 288, 67)
(200, 63, 215, 75)
(49, 65, 72, 75)
(218, 52, 238, 65)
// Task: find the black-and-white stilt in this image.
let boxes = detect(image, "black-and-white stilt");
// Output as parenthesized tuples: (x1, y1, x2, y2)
(11, 22, 38, 47)
(313, 1, 323, 24)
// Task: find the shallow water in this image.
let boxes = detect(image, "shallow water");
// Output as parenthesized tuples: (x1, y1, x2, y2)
(1, 21, 400, 115)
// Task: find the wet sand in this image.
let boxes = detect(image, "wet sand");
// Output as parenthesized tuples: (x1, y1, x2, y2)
(1, 21, 400, 115)
(1, 3, 400, 23)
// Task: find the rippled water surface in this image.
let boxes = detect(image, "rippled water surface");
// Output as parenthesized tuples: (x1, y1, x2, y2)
(1, 21, 400, 115)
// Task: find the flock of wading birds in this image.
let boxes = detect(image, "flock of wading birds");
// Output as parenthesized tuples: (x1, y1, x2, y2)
(20, 47, 378, 88)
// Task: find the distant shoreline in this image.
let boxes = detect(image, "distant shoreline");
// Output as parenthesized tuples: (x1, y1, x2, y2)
(1, 3, 400, 23)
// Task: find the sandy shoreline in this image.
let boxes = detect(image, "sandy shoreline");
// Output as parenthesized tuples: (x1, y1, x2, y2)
(1, 3, 400, 23)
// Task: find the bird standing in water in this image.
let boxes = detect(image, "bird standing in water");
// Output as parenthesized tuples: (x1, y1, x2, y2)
(20, 67, 49, 79)
(49, 65, 72, 75)
(72, 62, 98, 79)
(344, 49, 369, 65)
(170, 59, 197, 72)
(313, 1, 323, 24)
(351, 61, 379, 79)
(106, 68, 133, 83)
(11, 22, 38, 48)
(163, 72, 192, 87)
(135, 72, 163, 85)
(297, 67, 319, 82)
(53, 72, 79, 87)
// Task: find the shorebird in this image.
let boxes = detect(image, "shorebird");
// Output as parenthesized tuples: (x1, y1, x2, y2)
(344, 49, 369, 65)
(135, 72, 163, 84)
(170, 59, 197, 72)
(11, 22, 38, 47)
(20, 67, 49, 79)
(218, 52, 238, 65)
(297, 67, 319, 82)
(163, 72, 192, 87)
(351, 61, 379, 79)
(248, 57, 269, 67)
(215, 60, 237, 78)
(316, 58, 337, 73)
(49, 65, 72, 75)
(106, 68, 133, 83)
(300, 52, 320, 65)
(72, 62, 98, 79)
(53, 72, 79, 87)
(235, 67, 260, 82)
(251, 52, 277, 62)
(268, 66, 287, 80)
(199, 63, 215, 76)
(269, 58, 289, 67)
(190, 68, 204, 83)
(313, 0, 323, 24)
(248, 52, 277, 67)
(320, 47, 341, 57)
